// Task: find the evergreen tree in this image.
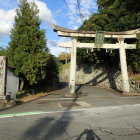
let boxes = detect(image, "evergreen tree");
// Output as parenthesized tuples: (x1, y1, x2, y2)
(7, 0, 55, 86)
(77, 0, 140, 73)
(0, 47, 7, 56)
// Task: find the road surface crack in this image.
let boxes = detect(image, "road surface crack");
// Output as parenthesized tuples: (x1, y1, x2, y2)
(100, 127, 140, 136)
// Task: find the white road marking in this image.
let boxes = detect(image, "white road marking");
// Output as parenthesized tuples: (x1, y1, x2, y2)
(77, 102, 91, 106)
(0, 103, 140, 119)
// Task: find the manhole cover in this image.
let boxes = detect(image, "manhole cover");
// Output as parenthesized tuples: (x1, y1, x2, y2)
(58, 101, 91, 107)
(58, 102, 80, 107)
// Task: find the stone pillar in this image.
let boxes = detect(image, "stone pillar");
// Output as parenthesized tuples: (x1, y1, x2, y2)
(0, 56, 7, 99)
(69, 38, 77, 94)
(118, 38, 130, 92)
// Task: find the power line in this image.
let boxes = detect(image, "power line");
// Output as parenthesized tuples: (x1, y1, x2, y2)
(63, 0, 76, 18)
(76, 0, 84, 22)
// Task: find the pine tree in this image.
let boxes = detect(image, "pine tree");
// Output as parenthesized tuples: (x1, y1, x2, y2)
(7, 0, 52, 86)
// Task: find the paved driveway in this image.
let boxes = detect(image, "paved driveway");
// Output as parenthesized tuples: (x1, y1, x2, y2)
(0, 86, 140, 140)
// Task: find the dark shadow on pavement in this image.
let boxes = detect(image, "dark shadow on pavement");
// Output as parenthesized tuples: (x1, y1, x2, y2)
(23, 91, 101, 140)
(43, 96, 78, 140)
(77, 129, 101, 140)
(75, 84, 83, 95)
(59, 82, 69, 88)
(23, 94, 78, 140)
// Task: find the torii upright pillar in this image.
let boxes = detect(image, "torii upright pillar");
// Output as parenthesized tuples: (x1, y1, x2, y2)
(69, 38, 77, 94)
(119, 38, 130, 92)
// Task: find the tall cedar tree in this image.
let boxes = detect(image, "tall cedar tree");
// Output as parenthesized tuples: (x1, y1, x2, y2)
(77, 0, 140, 73)
(8, 0, 52, 85)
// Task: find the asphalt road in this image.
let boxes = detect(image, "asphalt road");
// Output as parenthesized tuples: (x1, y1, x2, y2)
(0, 86, 140, 140)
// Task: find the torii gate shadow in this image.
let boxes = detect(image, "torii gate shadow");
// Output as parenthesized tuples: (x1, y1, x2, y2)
(75, 68, 121, 95)
(23, 92, 101, 140)
(85, 70, 118, 90)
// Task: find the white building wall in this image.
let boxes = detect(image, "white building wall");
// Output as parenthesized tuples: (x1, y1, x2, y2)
(6, 68, 19, 100)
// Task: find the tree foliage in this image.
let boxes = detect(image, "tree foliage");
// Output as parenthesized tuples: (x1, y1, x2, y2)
(0, 47, 7, 56)
(58, 52, 70, 64)
(77, 0, 140, 73)
(58, 52, 70, 60)
(7, 0, 58, 86)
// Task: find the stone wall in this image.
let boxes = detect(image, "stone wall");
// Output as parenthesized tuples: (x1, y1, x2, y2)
(59, 64, 140, 93)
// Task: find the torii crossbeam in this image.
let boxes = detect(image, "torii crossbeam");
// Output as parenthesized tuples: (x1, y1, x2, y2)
(53, 24, 140, 95)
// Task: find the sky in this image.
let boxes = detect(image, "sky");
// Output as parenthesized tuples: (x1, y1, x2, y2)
(0, 0, 97, 56)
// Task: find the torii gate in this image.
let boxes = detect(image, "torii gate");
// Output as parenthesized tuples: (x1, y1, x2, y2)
(53, 24, 139, 95)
